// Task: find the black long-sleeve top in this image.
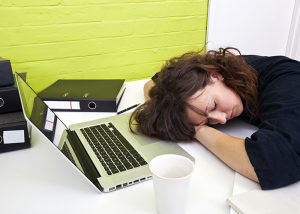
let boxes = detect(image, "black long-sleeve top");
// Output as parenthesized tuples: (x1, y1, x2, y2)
(152, 55, 300, 190)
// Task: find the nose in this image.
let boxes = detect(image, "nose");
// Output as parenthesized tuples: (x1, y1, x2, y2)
(208, 111, 227, 125)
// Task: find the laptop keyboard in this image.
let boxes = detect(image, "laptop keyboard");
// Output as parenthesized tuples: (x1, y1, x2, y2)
(80, 122, 148, 176)
(61, 143, 76, 166)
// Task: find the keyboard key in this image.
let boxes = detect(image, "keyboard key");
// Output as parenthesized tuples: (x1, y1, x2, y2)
(102, 144, 109, 149)
(112, 147, 120, 152)
(139, 161, 148, 166)
(114, 161, 122, 166)
(116, 135, 135, 151)
(95, 125, 101, 129)
(110, 153, 116, 158)
(114, 151, 122, 156)
(109, 165, 117, 170)
(103, 157, 111, 162)
(136, 157, 145, 162)
(106, 160, 114, 166)
(120, 148, 127, 153)
(99, 150, 107, 155)
(124, 162, 133, 170)
(125, 154, 134, 160)
(112, 129, 121, 136)
(101, 153, 108, 159)
(110, 144, 117, 149)
(111, 157, 119, 162)
(111, 169, 119, 174)
(119, 158, 127, 163)
(129, 149, 138, 155)
(133, 153, 141, 158)
(106, 150, 114, 156)
(131, 162, 140, 168)
(100, 160, 107, 167)
(113, 140, 120, 145)
(117, 165, 126, 172)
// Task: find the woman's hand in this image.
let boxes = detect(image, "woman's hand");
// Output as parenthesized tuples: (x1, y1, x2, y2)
(193, 125, 221, 150)
(194, 124, 208, 137)
(193, 124, 259, 183)
(143, 80, 155, 101)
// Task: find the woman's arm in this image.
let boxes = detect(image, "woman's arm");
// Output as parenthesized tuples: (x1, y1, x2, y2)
(194, 125, 259, 183)
(143, 79, 155, 101)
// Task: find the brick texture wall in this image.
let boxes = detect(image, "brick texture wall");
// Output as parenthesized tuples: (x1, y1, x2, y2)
(0, 0, 208, 92)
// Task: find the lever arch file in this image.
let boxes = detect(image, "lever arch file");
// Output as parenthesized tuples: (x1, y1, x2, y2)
(0, 111, 30, 153)
(0, 57, 14, 87)
(0, 85, 22, 114)
(38, 79, 126, 112)
(0, 72, 26, 114)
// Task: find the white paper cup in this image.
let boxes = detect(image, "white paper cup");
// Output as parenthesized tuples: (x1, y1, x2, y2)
(149, 154, 195, 214)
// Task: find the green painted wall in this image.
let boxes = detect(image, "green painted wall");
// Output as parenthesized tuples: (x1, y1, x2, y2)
(0, 0, 208, 92)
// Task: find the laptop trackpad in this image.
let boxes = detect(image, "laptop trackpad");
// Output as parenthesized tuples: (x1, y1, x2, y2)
(128, 131, 159, 146)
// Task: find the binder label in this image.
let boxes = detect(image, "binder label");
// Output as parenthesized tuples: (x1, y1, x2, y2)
(44, 101, 80, 110)
(45, 108, 55, 131)
(3, 130, 25, 144)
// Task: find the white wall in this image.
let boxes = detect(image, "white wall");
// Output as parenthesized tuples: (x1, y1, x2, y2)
(286, 0, 300, 61)
(206, 0, 296, 56)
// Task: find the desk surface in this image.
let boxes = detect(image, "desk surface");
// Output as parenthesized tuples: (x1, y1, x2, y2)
(0, 79, 257, 214)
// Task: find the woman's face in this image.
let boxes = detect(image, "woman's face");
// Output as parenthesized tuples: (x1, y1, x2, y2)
(186, 72, 244, 126)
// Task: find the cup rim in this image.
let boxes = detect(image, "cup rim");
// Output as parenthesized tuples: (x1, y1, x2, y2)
(149, 154, 195, 180)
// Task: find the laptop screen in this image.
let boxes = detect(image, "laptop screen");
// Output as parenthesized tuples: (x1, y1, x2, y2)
(16, 72, 102, 191)
(16, 72, 67, 147)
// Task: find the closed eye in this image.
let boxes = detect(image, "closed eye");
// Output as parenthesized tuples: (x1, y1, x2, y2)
(206, 101, 217, 125)
(212, 101, 217, 111)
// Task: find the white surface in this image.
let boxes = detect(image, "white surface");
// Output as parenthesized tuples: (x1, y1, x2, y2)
(229, 173, 261, 214)
(227, 181, 300, 214)
(0, 79, 254, 214)
(206, 0, 295, 56)
(213, 119, 260, 214)
(149, 155, 194, 214)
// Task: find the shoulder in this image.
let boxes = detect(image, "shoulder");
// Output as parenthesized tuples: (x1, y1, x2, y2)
(241, 55, 300, 74)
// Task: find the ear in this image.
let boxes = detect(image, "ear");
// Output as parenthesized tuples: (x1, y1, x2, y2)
(210, 72, 223, 83)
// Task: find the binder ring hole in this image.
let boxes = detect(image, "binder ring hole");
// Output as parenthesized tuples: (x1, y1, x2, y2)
(0, 98, 4, 107)
(88, 101, 96, 110)
(0, 135, 2, 144)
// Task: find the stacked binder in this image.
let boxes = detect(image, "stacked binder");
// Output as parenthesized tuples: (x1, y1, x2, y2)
(0, 57, 30, 153)
(38, 79, 126, 112)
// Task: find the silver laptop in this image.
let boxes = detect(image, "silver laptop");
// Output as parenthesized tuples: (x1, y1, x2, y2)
(15, 72, 195, 193)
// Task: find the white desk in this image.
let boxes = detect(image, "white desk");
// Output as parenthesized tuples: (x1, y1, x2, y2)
(0, 79, 258, 214)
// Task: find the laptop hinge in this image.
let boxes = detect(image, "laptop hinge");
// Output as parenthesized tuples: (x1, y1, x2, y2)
(67, 130, 101, 185)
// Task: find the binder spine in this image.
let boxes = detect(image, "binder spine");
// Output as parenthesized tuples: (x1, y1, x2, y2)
(0, 119, 31, 153)
(0, 85, 22, 114)
(38, 79, 126, 113)
(0, 57, 14, 87)
(43, 99, 118, 112)
(0, 72, 30, 153)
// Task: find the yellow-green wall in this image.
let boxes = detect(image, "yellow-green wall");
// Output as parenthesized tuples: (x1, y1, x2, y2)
(0, 0, 208, 92)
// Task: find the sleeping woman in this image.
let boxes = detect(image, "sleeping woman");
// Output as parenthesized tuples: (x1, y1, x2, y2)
(129, 47, 300, 190)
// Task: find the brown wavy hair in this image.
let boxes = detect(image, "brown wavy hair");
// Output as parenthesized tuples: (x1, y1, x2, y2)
(129, 47, 258, 141)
